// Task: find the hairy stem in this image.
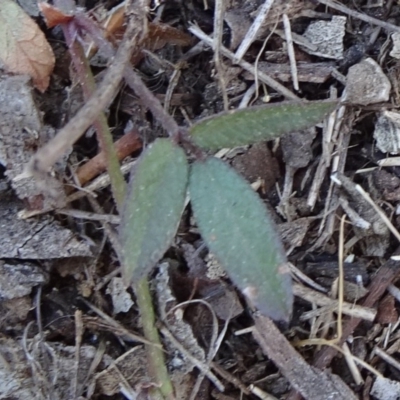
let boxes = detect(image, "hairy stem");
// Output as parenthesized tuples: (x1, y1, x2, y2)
(135, 278, 175, 400)
(62, 25, 126, 210)
(54, 2, 176, 397)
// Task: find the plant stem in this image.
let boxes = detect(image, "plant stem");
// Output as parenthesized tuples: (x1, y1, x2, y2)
(56, 3, 175, 397)
(71, 41, 175, 398)
(135, 278, 175, 400)
(124, 68, 181, 140)
(63, 29, 126, 210)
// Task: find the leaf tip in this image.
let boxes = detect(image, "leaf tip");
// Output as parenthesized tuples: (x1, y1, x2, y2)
(243, 265, 293, 322)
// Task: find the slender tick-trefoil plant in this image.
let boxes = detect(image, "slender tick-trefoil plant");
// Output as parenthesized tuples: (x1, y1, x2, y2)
(38, 4, 336, 394)
(120, 100, 337, 321)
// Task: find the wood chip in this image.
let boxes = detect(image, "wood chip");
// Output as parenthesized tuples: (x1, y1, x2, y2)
(0, 260, 47, 299)
(0, 74, 67, 211)
(370, 376, 400, 400)
(301, 16, 346, 60)
(243, 61, 334, 83)
(374, 110, 400, 154)
(0, 195, 92, 259)
(343, 58, 391, 105)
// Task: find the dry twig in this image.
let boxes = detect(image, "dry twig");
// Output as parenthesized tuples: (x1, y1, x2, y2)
(234, 0, 275, 62)
(317, 0, 400, 34)
(189, 25, 300, 100)
(213, 0, 229, 110)
(282, 14, 299, 91)
(293, 283, 376, 321)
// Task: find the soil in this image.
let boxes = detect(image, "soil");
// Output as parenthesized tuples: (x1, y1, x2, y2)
(2, 0, 400, 399)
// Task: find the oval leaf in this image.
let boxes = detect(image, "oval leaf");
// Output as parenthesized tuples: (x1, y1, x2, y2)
(189, 100, 337, 150)
(0, 0, 55, 92)
(120, 139, 188, 283)
(189, 157, 292, 320)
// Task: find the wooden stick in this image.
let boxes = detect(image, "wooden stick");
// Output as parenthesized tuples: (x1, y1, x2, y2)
(317, 0, 400, 34)
(293, 283, 376, 321)
(76, 129, 141, 186)
(252, 314, 357, 400)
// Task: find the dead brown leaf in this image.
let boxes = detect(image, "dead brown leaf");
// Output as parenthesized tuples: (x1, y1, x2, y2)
(99, 2, 192, 64)
(38, 2, 74, 29)
(101, 2, 191, 48)
(0, 0, 55, 92)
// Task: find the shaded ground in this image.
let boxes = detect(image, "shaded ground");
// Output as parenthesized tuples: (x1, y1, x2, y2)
(2, 0, 400, 399)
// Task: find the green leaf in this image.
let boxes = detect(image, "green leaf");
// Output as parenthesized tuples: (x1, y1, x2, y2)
(189, 100, 337, 150)
(120, 139, 189, 283)
(189, 157, 292, 320)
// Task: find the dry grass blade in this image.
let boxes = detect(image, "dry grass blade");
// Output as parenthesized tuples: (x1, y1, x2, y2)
(313, 252, 400, 370)
(189, 24, 300, 100)
(159, 325, 225, 392)
(213, 0, 228, 111)
(282, 14, 298, 91)
(81, 299, 158, 347)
